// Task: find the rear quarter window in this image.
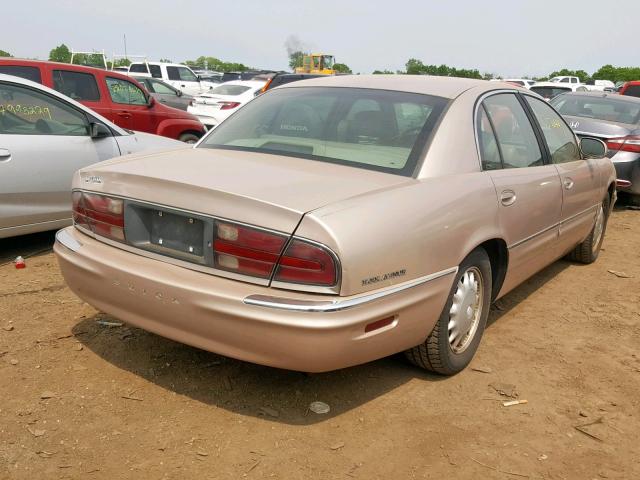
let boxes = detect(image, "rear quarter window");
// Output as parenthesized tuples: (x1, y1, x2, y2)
(0, 65, 42, 83)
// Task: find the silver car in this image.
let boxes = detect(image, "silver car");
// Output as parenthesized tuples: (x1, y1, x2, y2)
(132, 76, 194, 111)
(0, 74, 185, 239)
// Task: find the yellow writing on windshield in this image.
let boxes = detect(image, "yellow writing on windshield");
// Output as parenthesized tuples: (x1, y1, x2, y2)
(0, 103, 52, 120)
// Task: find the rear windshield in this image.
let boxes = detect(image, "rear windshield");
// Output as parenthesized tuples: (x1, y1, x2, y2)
(0, 65, 42, 83)
(129, 63, 148, 73)
(209, 84, 251, 96)
(530, 86, 570, 100)
(552, 95, 640, 125)
(622, 84, 640, 98)
(199, 87, 448, 176)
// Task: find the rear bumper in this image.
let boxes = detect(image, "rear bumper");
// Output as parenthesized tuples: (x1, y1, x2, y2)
(612, 154, 640, 195)
(54, 227, 454, 372)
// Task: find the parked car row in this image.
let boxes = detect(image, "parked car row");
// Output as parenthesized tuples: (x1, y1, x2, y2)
(0, 59, 206, 142)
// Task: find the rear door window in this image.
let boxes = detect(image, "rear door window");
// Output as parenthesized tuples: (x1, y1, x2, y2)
(149, 79, 177, 95)
(52, 70, 100, 101)
(0, 81, 89, 136)
(482, 93, 543, 169)
(105, 77, 147, 105)
(149, 65, 162, 78)
(525, 96, 579, 164)
(0, 65, 42, 83)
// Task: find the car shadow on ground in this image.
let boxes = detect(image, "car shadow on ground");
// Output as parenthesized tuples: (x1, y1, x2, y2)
(0, 230, 56, 266)
(70, 257, 577, 426)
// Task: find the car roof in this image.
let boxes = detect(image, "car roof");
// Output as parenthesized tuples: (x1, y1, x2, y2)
(0, 73, 127, 134)
(557, 91, 640, 103)
(278, 74, 515, 99)
(0, 57, 137, 82)
(531, 82, 572, 87)
(214, 80, 266, 88)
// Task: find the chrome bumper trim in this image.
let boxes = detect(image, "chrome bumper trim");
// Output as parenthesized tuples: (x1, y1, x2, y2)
(55, 228, 83, 253)
(243, 267, 458, 313)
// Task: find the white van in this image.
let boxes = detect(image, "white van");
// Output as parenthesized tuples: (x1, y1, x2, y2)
(128, 62, 209, 96)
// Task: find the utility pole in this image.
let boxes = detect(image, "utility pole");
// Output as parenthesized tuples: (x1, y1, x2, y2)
(123, 34, 128, 61)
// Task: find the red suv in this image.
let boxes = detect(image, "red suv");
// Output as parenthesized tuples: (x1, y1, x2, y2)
(0, 59, 205, 143)
(619, 81, 640, 98)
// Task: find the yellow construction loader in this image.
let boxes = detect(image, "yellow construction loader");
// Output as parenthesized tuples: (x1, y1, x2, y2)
(295, 54, 335, 75)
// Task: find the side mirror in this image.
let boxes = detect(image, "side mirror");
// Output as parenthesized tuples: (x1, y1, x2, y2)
(90, 122, 111, 139)
(146, 95, 155, 108)
(176, 90, 183, 97)
(580, 137, 607, 159)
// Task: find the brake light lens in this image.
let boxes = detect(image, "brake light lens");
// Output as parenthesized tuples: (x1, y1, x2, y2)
(72, 191, 125, 242)
(273, 239, 337, 287)
(218, 101, 241, 110)
(212, 221, 338, 286)
(213, 222, 287, 278)
(606, 135, 640, 154)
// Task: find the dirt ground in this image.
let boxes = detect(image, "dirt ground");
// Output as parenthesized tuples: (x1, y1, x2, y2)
(1, 208, 639, 480)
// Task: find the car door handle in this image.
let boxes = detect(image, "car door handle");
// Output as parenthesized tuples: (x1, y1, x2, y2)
(563, 177, 574, 190)
(500, 190, 516, 206)
(117, 112, 132, 119)
(0, 148, 11, 162)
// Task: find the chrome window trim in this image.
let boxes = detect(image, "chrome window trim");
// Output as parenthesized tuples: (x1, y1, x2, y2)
(72, 189, 342, 294)
(243, 267, 459, 312)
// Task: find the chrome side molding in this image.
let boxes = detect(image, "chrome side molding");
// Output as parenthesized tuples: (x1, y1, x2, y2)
(55, 228, 83, 252)
(243, 267, 458, 312)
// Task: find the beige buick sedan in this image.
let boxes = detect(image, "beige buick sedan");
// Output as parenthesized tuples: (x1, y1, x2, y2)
(54, 75, 616, 374)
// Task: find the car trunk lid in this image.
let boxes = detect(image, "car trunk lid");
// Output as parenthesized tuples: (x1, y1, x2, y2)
(564, 114, 637, 157)
(77, 147, 413, 234)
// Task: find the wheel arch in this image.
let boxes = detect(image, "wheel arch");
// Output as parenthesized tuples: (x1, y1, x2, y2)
(474, 238, 509, 302)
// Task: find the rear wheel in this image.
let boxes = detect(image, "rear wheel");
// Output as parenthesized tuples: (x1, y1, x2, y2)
(179, 133, 200, 144)
(405, 248, 492, 375)
(566, 194, 610, 264)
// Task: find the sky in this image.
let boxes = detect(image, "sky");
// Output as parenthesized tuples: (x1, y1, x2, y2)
(3, 0, 639, 77)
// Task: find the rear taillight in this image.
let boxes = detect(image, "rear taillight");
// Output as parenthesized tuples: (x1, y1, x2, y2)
(72, 191, 125, 242)
(212, 221, 338, 287)
(606, 135, 640, 154)
(213, 222, 287, 279)
(273, 239, 337, 287)
(218, 101, 241, 110)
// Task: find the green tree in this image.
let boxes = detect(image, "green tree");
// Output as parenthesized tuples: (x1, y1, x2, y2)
(288, 51, 305, 71)
(0, 49, 12, 57)
(184, 56, 248, 72)
(372, 69, 395, 74)
(71, 53, 105, 68)
(333, 63, 352, 74)
(49, 44, 71, 63)
(591, 64, 640, 83)
(113, 58, 131, 67)
(405, 58, 482, 79)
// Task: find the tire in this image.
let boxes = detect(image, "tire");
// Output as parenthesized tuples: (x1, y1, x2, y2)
(179, 133, 200, 144)
(566, 194, 610, 264)
(405, 248, 492, 375)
